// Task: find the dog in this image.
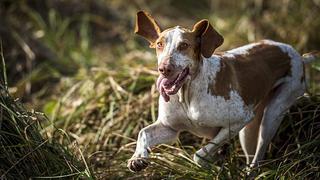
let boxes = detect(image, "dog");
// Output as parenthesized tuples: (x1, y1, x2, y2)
(127, 11, 318, 172)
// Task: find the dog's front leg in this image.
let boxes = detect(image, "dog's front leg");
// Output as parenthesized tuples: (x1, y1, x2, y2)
(193, 123, 244, 168)
(127, 121, 178, 172)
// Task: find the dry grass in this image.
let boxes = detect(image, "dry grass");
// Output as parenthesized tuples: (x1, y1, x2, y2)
(1, 0, 320, 179)
(0, 47, 93, 179)
(43, 65, 320, 179)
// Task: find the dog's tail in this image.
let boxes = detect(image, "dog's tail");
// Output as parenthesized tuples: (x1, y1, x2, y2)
(302, 51, 320, 64)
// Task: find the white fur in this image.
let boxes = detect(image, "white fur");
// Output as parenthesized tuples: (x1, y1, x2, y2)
(128, 39, 306, 172)
(223, 42, 260, 58)
(187, 57, 254, 127)
(157, 27, 193, 69)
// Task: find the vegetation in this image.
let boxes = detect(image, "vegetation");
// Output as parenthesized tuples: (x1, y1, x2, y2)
(0, 48, 92, 178)
(0, 0, 319, 179)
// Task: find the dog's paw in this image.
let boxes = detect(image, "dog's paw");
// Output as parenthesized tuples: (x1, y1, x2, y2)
(127, 157, 149, 172)
(193, 152, 212, 169)
(246, 163, 259, 178)
(245, 167, 259, 179)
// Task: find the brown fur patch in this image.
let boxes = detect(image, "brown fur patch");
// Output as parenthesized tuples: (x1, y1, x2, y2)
(207, 59, 235, 99)
(192, 20, 224, 58)
(208, 43, 292, 106)
(135, 11, 161, 46)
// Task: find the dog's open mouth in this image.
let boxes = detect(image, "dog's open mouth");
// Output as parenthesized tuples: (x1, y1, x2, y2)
(156, 67, 190, 102)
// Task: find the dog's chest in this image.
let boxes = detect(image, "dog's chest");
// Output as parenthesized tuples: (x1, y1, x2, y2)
(186, 90, 254, 127)
(159, 57, 255, 130)
(182, 60, 254, 127)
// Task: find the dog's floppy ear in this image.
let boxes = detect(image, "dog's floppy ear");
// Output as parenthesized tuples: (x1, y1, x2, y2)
(192, 20, 224, 58)
(135, 11, 161, 48)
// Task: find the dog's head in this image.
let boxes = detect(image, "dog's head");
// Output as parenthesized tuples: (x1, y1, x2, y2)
(135, 11, 224, 101)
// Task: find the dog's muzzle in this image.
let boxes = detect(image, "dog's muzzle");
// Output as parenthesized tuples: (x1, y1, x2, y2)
(156, 67, 190, 102)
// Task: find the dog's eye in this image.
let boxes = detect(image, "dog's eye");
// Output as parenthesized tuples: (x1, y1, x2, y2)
(157, 42, 164, 49)
(178, 42, 189, 51)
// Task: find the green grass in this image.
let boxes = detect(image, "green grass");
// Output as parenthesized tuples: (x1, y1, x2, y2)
(0, 45, 93, 179)
(1, 0, 320, 179)
(43, 66, 320, 179)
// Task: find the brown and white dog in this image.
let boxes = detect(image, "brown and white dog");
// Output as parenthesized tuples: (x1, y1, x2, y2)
(127, 11, 318, 172)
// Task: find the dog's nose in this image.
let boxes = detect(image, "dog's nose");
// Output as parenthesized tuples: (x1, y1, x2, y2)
(158, 63, 174, 77)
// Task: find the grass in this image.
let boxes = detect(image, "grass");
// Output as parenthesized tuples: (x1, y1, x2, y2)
(0, 45, 93, 179)
(1, 0, 320, 179)
(43, 65, 320, 179)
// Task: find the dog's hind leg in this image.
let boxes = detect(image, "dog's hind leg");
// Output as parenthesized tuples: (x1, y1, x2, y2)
(239, 92, 272, 165)
(250, 82, 304, 167)
(239, 103, 264, 165)
(193, 122, 246, 168)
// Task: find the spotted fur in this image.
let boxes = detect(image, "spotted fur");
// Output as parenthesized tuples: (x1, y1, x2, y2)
(128, 11, 309, 172)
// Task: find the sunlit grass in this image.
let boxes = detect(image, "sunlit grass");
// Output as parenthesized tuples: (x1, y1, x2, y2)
(1, 0, 320, 179)
(43, 65, 320, 179)
(0, 49, 94, 179)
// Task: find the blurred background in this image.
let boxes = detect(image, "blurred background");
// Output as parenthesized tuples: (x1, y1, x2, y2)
(0, 0, 320, 179)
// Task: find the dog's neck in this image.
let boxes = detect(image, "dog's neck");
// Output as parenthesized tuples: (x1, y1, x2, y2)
(178, 55, 220, 104)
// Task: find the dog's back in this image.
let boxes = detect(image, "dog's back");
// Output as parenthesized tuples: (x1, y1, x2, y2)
(211, 40, 301, 107)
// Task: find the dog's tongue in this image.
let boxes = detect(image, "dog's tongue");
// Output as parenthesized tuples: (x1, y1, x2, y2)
(156, 67, 189, 102)
(156, 76, 164, 91)
(156, 76, 173, 102)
